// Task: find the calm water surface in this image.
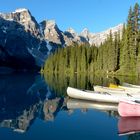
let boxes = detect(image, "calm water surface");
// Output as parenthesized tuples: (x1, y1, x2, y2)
(0, 72, 140, 140)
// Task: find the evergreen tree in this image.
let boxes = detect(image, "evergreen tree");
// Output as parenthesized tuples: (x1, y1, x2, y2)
(114, 32, 120, 71)
(128, 7, 137, 71)
(108, 30, 116, 72)
(80, 45, 87, 73)
(133, 3, 140, 53)
(119, 24, 126, 69)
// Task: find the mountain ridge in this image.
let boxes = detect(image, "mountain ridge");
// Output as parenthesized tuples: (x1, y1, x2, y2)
(0, 8, 123, 70)
(41, 19, 123, 46)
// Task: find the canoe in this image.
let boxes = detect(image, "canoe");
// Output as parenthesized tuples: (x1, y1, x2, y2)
(118, 100, 140, 117)
(94, 85, 140, 94)
(122, 83, 140, 88)
(67, 87, 140, 103)
(67, 98, 118, 111)
(118, 85, 140, 94)
(94, 86, 125, 94)
(118, 117, 140, 136)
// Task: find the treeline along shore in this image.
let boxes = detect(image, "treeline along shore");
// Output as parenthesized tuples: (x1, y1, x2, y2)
(44, 3, 140, 76)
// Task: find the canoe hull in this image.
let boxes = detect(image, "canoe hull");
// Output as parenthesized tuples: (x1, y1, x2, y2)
(67, 87, 120, 103)
(67, 87, 140, 103)
(118, 86, 140, 94)
(118, 100, 140, 117)
(94, 85, 140, 94)
(123, 83, 140, 88)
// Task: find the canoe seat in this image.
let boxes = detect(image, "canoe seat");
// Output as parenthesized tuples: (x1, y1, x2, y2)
(109, 83, 118, 88)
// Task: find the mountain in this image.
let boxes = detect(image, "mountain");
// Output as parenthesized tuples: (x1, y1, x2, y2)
(64, 27, 89, 45)
(83, 24, 123, 46)
(40, 20, 65, 45)
(0, 8, 49, 70)
(70, 24, 123, 46)
(42, 19, 123, 46)
(0, 8, 123, 70)
(40, 21, 88, 47)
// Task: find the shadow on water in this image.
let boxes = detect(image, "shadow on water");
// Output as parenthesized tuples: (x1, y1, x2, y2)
(0, 72, 140, 139)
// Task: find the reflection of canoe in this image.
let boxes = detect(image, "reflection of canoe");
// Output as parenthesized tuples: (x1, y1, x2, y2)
(118, 117, 140, 136)
(67, 87, 140, 103)
(118, 100, 140, 117)
(94, 85, 140, 94)
(67, 99, 118, 111)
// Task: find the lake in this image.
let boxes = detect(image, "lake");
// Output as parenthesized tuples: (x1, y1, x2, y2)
(0, 72, 140, 140)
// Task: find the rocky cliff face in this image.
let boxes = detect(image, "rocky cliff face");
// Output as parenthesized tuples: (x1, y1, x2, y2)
(0, 8, 49, 69)
(0, 8, 41, 37)
(0, 8, 123, 70)
(83, 24, 123, 46)
(40, 20, 65, 45)
(42, 19, 123, 47)
(64, 28, 89, 45)
(40, 21, 89, 47)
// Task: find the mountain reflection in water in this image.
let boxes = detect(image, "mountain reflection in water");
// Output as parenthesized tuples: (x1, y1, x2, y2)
(0, 73, 67, 133)
(0, 73, 140, 140)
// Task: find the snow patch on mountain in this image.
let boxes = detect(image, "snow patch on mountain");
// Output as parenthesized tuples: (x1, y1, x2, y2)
(15, 8, 28, 13)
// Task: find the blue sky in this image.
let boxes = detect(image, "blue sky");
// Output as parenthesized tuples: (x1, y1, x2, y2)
(0, 0, 139, 33)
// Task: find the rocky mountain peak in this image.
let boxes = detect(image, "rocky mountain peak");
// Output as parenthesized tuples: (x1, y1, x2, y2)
(0, 8, 32, 23)
(14, 8, 29, 13)
(43, 20, 57, 28)
(63, 27, 89, 46)
(0, 8, 50, 70)
(12, 8, 33, 23)
(0, 8, 40, 37)
(80, 28, 90, 39)
(79, 23, 123, 46)
(91, 23, 123, 46)
(40, 20, 64, 45)
(66, 27, 77, 35)
(81, 28, 89, 34)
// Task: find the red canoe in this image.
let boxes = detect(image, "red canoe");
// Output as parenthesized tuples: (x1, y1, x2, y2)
(118, 117, 140, 136)
(118, 99, 140, 117)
